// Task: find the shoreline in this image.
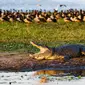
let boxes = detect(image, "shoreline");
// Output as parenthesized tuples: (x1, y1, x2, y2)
(0, 52, 85, 72)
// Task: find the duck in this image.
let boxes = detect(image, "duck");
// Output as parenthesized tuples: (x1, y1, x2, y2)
(64, 16, 72, 22)
(46, 17, 52, 22)
(7, 15, 14, 22)
(83, 16, 85, 21)
(39, 14, 46, 22)
(24, 15, 32, 24)
(0, 17, 4, 21)
(55, 13, 61, 20)
(74, 17, 81, 22)
(50, 15, 57, 22)
(34, 14, 40, 23)
(24, 18, 32, 24)
(70, 16, 75, 22)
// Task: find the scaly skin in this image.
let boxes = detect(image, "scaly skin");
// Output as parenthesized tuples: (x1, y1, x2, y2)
(30, 41, 85, 61)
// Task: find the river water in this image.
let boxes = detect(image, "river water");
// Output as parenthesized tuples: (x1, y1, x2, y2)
(0, 70, 85, 85)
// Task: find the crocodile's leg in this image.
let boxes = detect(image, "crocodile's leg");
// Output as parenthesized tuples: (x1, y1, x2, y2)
(64, 55, 71, 61)
(81, 47, 85, 56)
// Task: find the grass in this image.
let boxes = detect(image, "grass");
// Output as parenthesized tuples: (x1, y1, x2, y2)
(0, 20, 85, 52)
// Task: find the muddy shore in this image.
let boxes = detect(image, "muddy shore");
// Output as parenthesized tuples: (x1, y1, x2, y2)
(0, 52, 85, 71)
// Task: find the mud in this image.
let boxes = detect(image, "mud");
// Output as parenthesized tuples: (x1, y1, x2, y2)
(0, 52, 85, 71)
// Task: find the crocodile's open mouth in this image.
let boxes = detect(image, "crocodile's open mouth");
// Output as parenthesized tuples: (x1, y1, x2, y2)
(30, 41, 53, 60)
(30, 41, 65, 60)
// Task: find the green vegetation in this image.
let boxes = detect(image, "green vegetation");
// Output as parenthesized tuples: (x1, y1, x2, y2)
(0, 21, 85, 52)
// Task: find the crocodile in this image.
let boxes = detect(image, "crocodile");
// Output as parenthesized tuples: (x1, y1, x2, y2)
(30, 41, 85, 61)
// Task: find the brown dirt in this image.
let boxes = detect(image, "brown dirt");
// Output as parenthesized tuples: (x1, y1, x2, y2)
(0, 52, 85, 71)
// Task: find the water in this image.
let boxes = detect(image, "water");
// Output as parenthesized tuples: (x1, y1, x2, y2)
(0, 70, 85, 85)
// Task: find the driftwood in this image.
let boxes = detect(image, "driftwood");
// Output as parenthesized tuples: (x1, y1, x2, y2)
(0, 52, 85, 72)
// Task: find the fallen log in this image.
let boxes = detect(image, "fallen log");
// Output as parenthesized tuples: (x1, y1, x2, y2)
(0, 52, 85, 72)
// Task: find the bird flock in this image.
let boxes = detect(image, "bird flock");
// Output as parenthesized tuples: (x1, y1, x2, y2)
(0, 9, 85, 24)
